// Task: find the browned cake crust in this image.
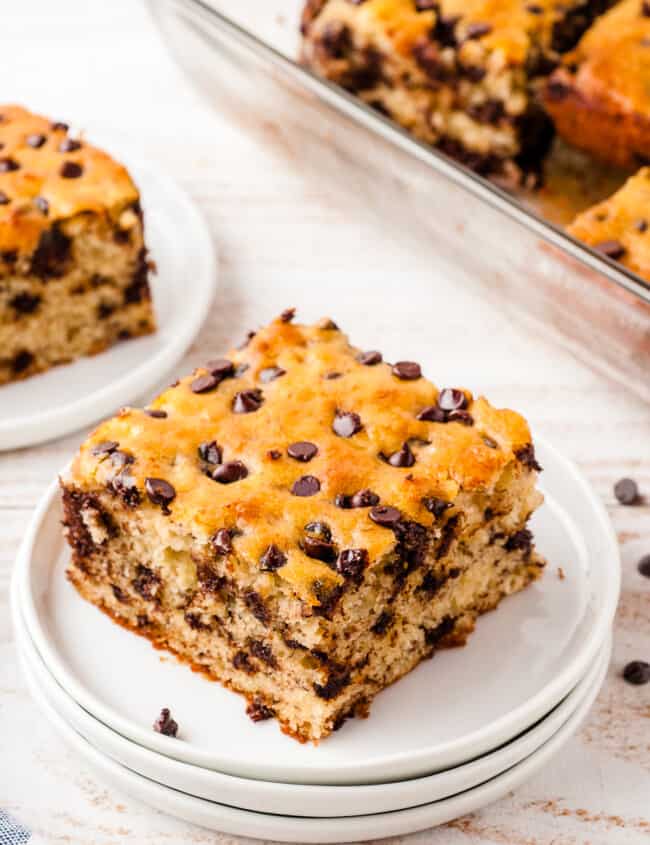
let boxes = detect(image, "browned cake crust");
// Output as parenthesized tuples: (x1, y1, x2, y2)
(543, 0, 650, 169)
(0, 105, 155, 384)
(300, 0, 611, 184)
(62, 312, 545, 742)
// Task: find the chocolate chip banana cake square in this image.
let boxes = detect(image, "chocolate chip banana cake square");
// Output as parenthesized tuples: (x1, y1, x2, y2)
(301, 0, 611, 185)
(62, 311, 545, 742)
(0, 105, 155, 384)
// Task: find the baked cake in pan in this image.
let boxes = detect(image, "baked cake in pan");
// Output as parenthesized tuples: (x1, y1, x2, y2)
(567, 167, 650, 281)
(62, 312, 545, 742)
(0, 105, 155, 385)
(301, 0, 610, 184)
(543, 0, 650, 169)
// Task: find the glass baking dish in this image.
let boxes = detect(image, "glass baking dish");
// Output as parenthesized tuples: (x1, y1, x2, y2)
(150, 0, 650, 402)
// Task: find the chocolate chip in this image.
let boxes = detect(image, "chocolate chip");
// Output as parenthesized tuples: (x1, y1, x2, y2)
(10, 292, 41, 314)
(60, 161, 83, 178)
(259, 366, 286, 382)
(357, 350, 382, 365)
(153, 708, 178, 737)
(144, 409, 167, 418)
(91, 440, 118, 457)
(634, 218, 648, 232)
(318, 318, 339, 330)
(447, 409, 474, 426)
(212, 528, 232, 555)
(415, 0, 436, 8)
(319, 20, 352, 58)
(0, 157, 19, 172)
(280, 307, 295, 322)
(643, 0, 650, 16)
(369, 505, 401, 527)
(417, 404, 446, 422)
(336, 548, 368, 582)
(190, 373, 220, 393)
(371, 611, 393, 635)
(26, 133, 46, 148)
(246, 698, 275, 722)
(110, 469, 140, 508)
(301, 535, 337, 563)
(350, 488, 380, 508)
(482, 435, 498, 448)
(260, 544, 287, 571)
(385, 442, 415, 467)
(145, 478, 176, 510)
(515, 443, 542, 472)
(392, 361, 421, 380)
(424, 616, 455, 647)
(465, 22, 492, 38)
(287, 441, 318, 462)
(59, 138, 82, 152)
(438, 388, 467, 411)
(422, 496, 452, 518)
(638, 554, 650, 578)
(34, 196, 49, 214)
(594, 239, 626, 260)
(244, 590, 270, 625)
(291, 475, 321, 497)
(623, 660, 650, 685)
(305, 521, 332, 540)
(12, 350, 34, 374)
(332, 411, 362, 437)
(614, 478, 639, 505)
(198, 440, 222, 464)
(110, 450, 134, 468)
(324, 371, 342, 380)
(267, 449, 282, 460)
(504, 528, 533, 554)
(205, 358, 235, 379)
(212, 461, 248, 484)
(232, 389, 264, 414)
(51, 121, 69, 131)
(0, 191, 9, 205)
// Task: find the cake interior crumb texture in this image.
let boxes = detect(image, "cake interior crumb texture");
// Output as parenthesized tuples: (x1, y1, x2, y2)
(0, 104, 155, 385)
(62, 314, 546, 742)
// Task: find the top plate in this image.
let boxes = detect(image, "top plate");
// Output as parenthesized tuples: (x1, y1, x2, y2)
(15, 437, 619, 785)
(0, 135, 217, 450)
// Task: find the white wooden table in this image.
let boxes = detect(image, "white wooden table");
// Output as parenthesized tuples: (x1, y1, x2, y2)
(1, 2, 649, 842)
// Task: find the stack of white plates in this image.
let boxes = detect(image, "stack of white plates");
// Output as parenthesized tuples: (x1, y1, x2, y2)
(12, 438, 620, 843)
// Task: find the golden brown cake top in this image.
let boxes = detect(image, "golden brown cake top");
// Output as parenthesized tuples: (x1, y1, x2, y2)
(70, 313, 536, 606)
(0, 105, 140, 254)
(567, 167, 650, 282)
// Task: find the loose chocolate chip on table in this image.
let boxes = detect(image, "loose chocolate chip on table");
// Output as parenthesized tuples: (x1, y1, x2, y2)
(422, 496, 452, 518)
(350, 488, 380, 508)
(213, 461, 248, 484)
(0, 157, 19, 172)
(337, 548, 368, 581)
(34, 196, 49, 214)
(332, 411, 363, 437)
(614, 478, 639, 505)
(205, 358, 235, 379)
(438, 388, 467, 411)
(144, 408, 167, 418)
(190, 373, 220, 394)
(357, 350, 382, 366)
(91, 440, 118, 457)
(280, 307, 295, 322)
(199, 440, 222, 464)
(287, 441, 318, 462)
(291, 475, 321, 497)
(638, 554, 650, 578)
(153, 708, 178, 737)
(26, 133, 46, 148)
(233, 389, 264, 414)
(622, 661, 650, 685)
(0, 191, 9, 205)
(392, 361, 422, 380)
(212, 528, 233, 555)
(259, 366, 286, 383)
(369, 505, 402, 527)
(594, 239, 626, 260)
(386, 442, 416, 467)
(260, 544, 287, 571)
(145, 478, 176, 510)
(60, 161, 83, 178)
(59, 137, 82, 152)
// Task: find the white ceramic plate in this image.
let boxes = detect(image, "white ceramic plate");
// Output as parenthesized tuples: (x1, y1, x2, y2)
(16, 636, 608, 843)
(13, 588, 610, 818)
(0, 140, 217, 450)
(15, 437, 620, 785)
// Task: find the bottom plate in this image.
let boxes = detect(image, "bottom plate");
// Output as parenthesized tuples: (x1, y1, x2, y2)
(14, 590, 609, 818)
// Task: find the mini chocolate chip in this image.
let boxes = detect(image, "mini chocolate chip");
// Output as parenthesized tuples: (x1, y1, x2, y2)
(371, 611, 393, 635)
(212, 528, 233, 555)
(259, 366, 286, 382)
(111, 469, 140, 507)
(212, 461, 248, 484)
(623, 661, 650, 685)
(287, 441, 318, 462)
(638, 554, 650, 578)
(291, 475, 321, 496)
(324, 371, 342, 380)
(144, 409, 167, 418)
(634, 218, 648, 232)
(438, 388, 467, 411)
(358, 350, 382, 365)
(594, 239, 626, 260)
(369, 505, 401, 527)
(232, 389, 264, 414)
(280, 307, 295, 322)
(614, 478, 639, 505)
(10, 292, 41, 314)
(153, 708, 178, 737)
(0, 157, 19, 172)
(267, 449, 282, 460)
(386, 442, 415, 467)
(205, 358, 235, 379)
(145, 478, 176, 509)
(337, 548, 368, 581)
(190, 373, 220, 393)
(60, 161, 83, 178)
(0, 191, 9, 204)
(59, 138, 82, 152)
(51, 121, 69, 131)
(34, 196, 49, 214)
(305, 521, 332, 540)
(260, 544, 287, 571)
(422, 496, 452, 518)
(91, 440, 118, 457)
(350, 488, 380, 508)
(392, 361, 421, 380)
(12, 350, 34, 373)
(333, 411, 362, 437)
(301, 535, 337, 563)
(198, 440, 222, 464)
(26, 133, 46, 148)
(465, 22, 492, 38)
